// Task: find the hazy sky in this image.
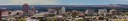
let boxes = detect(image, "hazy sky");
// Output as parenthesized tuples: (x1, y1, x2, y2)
(0, 0, 128, 5)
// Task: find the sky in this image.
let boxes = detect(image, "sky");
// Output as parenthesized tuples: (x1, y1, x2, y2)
(0, 0, 128, 5)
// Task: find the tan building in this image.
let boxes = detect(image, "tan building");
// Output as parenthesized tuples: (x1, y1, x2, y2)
(98, 9, 107, 14)
(109, 9, 118, 15)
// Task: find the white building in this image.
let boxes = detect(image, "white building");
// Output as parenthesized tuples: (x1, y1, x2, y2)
(85, 9, 94, 14)
(61, 7, 66, 13)
(109, 9, 117, 14)
(59, 7, 66, 14)
(98, 9, 107, 14)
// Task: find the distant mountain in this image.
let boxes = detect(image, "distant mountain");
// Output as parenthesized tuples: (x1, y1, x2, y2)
(0, 4, 128, 12)
(0, 4, 128, 7)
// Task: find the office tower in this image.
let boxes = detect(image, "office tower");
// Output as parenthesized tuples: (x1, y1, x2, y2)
(109, 9, 117, 15)
(23, 3, 29, 13)
(60, 7, 66, 14)
(22, 3, 32, 16)
(98, 9, 107, 14)
(85, 9, 94, 14)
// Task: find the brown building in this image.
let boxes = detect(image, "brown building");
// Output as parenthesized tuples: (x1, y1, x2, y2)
(23, 3, 29, 13)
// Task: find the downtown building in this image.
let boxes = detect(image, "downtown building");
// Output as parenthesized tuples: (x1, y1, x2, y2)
(22, 3, 37, 16)
(85, 9, 94, 14)
(47, 8, 56, 14)
(109, 9, 118, 15)
(98, 9, 107, 16)
(1, 8, 9, 17)
(59, 7, 66, 14)
(23, 3, 29, 13)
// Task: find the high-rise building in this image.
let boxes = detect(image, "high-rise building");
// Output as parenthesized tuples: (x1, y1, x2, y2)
(22, 3, 32, 16)
(60, 7, 66, 14)
(109, 9, 117, 15)
(98, 9, 107, 14)
(23, 3, 29, 13)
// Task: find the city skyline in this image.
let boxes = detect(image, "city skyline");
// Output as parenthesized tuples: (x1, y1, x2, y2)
(1, 1, 128, 21)
(0, 0, 128, 5)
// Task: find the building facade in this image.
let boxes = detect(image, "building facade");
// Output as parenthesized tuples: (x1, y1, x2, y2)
(23, 3, 29, 13)
(98, 9, 107, 14)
